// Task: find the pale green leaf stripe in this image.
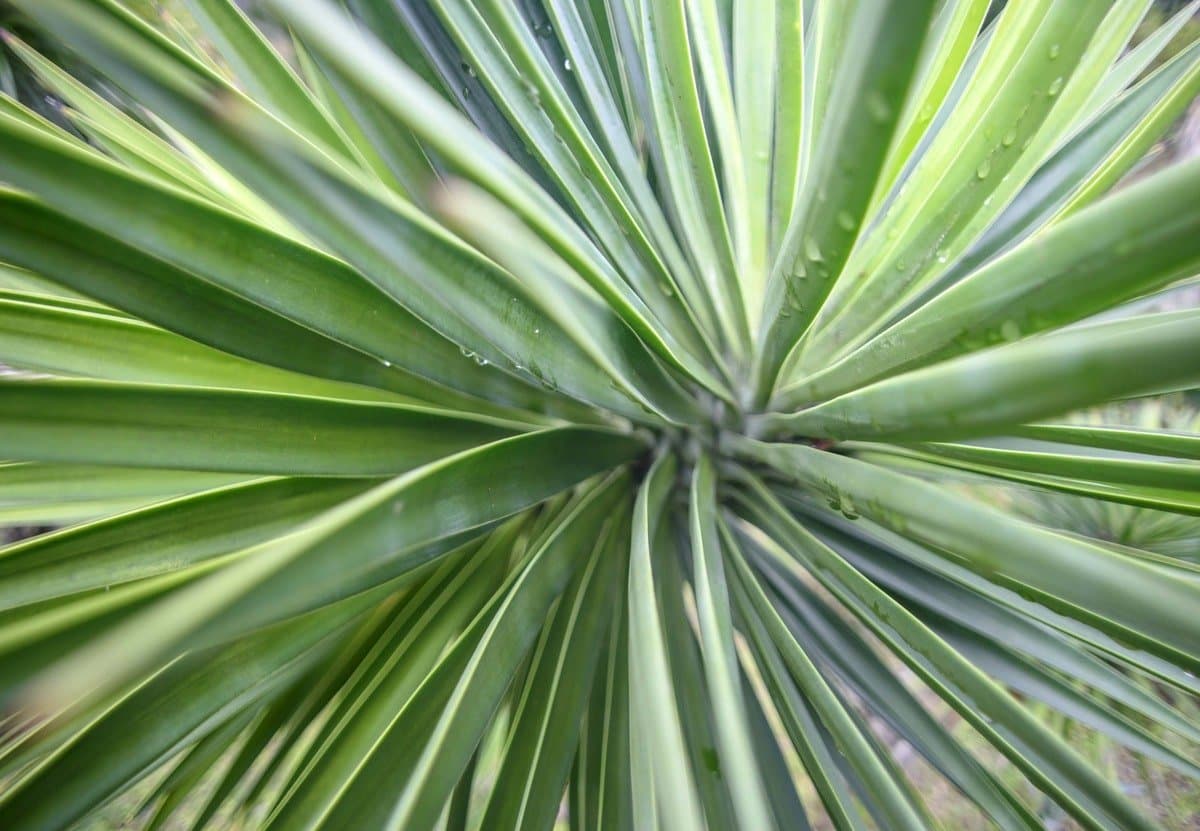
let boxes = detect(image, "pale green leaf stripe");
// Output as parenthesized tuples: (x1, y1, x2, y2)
(862, 442, 1200, 517)
(573, 605, 634, 831)
(0, 123, 553, 415)
(725, 530, 922, 831)
(853, 42, 1200, 353)
(768, 0, 804, 246)
(736, 483, 1159, 831)
(731, 439, 1200, 674)
(249, 588, 438, 824)
(180, 0, 352, 156)
(905, 441, 1199, 491)
(935, 621, 1200, 781)
(801, 2, 1116, 367)
(803, 515, 1200, 747)
(27, 429, 642, 714)
(686, 0, 754, 324)
(1060, 38, 1200, 218)
(141, 708, 259, 831)
(782, 491, 1200, 699)
(1010, 422, 1200, 460)
(731, 577, 866, 831)
(0, 590, 379, 831)
(0, 294, 418, 404)
(311, 476, 627, 831)
(0, 477, 372, 611)
(1080, 0, 1200, 121)
(860, 447, 1200, 518)
(871, 0, 991, 211)
(291, 37, 437, 204)
(627, 452, 705, 831)
(11, 0, 667, 424)
(541, 0, 709, 337)
(2, 32, 238, 209)
(436, 182, 707, 425)
(779, 155, 1200, 407)
(636, 0, 747, 356)
(740, 669, 814, 831)
(650, 524, 740, 830)
(688, 456, 774, 830)
(270, 0, 729, 397)
(435, 0, 713, 352)
(763, 311, 1200, 442)
(761, 0, 938, 396)
(264, 529, 515, 828)
(0, 462, 246, 507)
(0, 263, 91, 303)
(478, 507, 624, 831)
(732, 0, 775, 313)
(0, 379, 524, 475)
(750, 554, 1040, 831)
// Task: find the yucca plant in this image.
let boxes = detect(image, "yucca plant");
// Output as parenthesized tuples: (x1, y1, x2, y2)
(0, 1, 1199, 829)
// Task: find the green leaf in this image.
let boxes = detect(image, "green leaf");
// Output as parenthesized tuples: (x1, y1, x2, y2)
(688, 456, 774, 830)
(23, 428, 641, 714)
(0, 290, 417, 403)
(0, 379, 523, 474)
(479, 502, 625, 831)
(0, 128, 553, 416)
(780, 155, 1200, 407)
(761, 0, 938, 394)
(626, 452, 706, 831)
(288, 473, 628, 831)
(0, 477, 372, 611)
(764, 311, 1200, 442)
(732, 439, 1200, 675)
(264, 528, 516, 828)
(179, 0, 353, 156)
(724, 519, 923, 831)
(1010, 422, 1200, 460)
(734, 479, 1160, 831)
(800, 1, 1125, 368)
(0, 590, 379, 831)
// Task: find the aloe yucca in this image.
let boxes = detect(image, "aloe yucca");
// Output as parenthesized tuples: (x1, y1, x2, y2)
(0, 0, 1199, 828)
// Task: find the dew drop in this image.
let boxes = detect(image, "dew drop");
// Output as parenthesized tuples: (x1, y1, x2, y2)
(866, 91, 892, 123)
(1001, 128, 1017, 147)
(563, 58, 573, 71)
(804, 235, 823, 262)
(976, 158, 992, 180)
(1048, 76, 1064, 97)
(461, 62, 476, 78)
(1048, 43, 1061, 60)
(837, 210, 856, 231)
